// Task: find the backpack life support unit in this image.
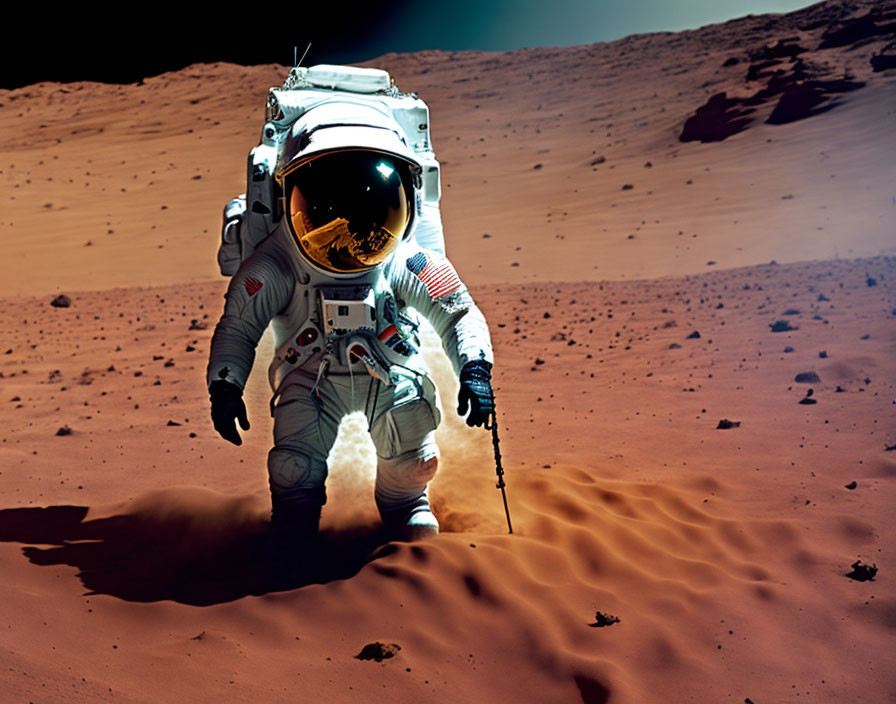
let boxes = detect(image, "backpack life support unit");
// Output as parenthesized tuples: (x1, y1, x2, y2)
(217, 64, 445, 277)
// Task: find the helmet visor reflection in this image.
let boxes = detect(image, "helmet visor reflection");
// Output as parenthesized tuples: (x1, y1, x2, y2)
(286, 151, 411, 273)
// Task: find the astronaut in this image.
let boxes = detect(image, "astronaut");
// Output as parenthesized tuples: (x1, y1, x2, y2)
(206, 101, 495, 550)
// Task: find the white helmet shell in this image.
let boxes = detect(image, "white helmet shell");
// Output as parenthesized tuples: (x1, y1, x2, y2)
(276, 100, 423, 185)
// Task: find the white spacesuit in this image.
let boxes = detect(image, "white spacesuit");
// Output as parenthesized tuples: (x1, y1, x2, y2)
(206, 99, 495, 552)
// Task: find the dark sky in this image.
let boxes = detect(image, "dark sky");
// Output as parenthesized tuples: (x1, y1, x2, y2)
(1, 0, 816, 89)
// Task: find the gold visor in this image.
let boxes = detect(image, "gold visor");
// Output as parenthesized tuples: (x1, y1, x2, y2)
(285, 151, 411, 273)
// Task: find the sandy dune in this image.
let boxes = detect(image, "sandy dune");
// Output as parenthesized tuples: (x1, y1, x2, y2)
(1, 0, 894, 702)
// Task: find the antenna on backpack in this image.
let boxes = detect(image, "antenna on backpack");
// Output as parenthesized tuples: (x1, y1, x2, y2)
(295, 42, 311, 68)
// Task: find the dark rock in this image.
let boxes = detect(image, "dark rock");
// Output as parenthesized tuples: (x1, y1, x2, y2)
(819, 350, 828, 358)
(770, 320, 797, 332)
(866, 276, 878, 287)
(845, 560, 877, 582)
(795, 371, 820, 383)
(820, 12, 894, 49)
(844, 481, 857, 490)
(56, 426, 72, 436)
(679, 92, 754, 143)
(783, 346, 794, 353)
(686, 330, 701, 339)
(722, 56, 740, 67)
(749, 40, 809, 63)
(668, 343, 682, 349)
(871, 48, 896, 72)
(746, 59, 783, 82)
(798, 396, 817, 405)
(355, 642, 401, 662)
(167, 420, 181, 426)
(716, 419, 741, 429)
(588, 611, 620, 628)
(50, 294, 71, 308)
(766, 78, 865, 125)
(189, 319, 208, 330)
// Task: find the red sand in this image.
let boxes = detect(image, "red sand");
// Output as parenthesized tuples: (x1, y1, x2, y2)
(1, 1, 894, 701)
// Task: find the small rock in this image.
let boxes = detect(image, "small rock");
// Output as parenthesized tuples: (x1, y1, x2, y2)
(686, 330, 701, 339)
(56, 426, 72, 436)
(770, 320, 797, 332)
(50, 294, 72, 308)
(844, 481, 857, 490)
(588, 611, 620, 628)
(716, 419, 741, 429)
(845, 561, 877, 582)
(355, 642, 401, 662)
(795, 371, 820, 383)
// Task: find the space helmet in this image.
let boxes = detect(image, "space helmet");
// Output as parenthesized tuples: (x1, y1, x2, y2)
(276, 101, 421, 274)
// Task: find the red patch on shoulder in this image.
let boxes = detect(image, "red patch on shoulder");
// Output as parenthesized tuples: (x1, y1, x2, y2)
(243, 277, 263, 296)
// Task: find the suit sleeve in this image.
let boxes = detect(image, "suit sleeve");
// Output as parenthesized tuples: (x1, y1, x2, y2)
(391, 244, 494, 377)
(206, 252, 293, 390)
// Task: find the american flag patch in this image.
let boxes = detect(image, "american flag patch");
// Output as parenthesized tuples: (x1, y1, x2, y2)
(243, 276, 263, 296)
(406, 252, 462, 300)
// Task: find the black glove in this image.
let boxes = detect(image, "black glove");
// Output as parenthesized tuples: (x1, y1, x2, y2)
(209, 380, 250, 446)
(457, 361, 494, 428)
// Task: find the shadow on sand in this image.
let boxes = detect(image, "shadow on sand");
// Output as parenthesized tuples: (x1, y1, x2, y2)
(0, 490, 393, 606)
